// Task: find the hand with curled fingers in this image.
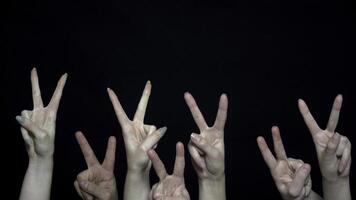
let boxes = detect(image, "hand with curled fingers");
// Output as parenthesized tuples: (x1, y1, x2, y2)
(148, 142, 190, 200)
(74, 132, 118, 200)
(184, 92, 227, 200)
(16, 68, 67, 200)
(107, 81, 166, 200)
(257, 126, 322, 200)
(298, 95, 351, 200)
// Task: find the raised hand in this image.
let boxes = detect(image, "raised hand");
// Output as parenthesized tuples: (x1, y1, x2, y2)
(257, 126, 317, 200)
(148, 142, 190, 200)
(184, 92, 227, 200)
(16, 68, 67, 160)
(184, 92, 227, 180)
(74, 131, 118, 200)
(107, 81, 166, 200)
(298, 95, 351, 200)
(16, 68, 67, 200)
(298, 95, 351, 181)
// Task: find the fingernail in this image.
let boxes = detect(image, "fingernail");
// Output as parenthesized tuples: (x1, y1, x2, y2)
(159, 127, 167, 134)
(191, 133, 199, 142)
(79, 181, 87, 188)
(302, 165, 310, 173)
(16, 116, 24, 124)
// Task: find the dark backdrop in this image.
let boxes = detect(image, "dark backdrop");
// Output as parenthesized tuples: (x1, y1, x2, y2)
(3, 0, 355, 199)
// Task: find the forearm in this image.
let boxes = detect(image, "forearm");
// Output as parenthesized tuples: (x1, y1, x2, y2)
(322, 177, 351, 200)
(19, 158, 53, 200)
(124, 170, 150, 200)
(198, 176, 226, 200)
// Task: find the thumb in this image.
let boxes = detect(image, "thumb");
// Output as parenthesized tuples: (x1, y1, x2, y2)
(324, 133, 341, 158)
(190, 133, 219, 158)
(79, 181, 105, 199)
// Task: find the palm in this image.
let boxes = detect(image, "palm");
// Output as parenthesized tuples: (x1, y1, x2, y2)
(17, 68, 67, 159)
(152, 176, 189, 199)
(313, 130, 334, 152)
(88, 166, 115, 186)
(275, 161, 294, 183)
(200, 128, 223, 148)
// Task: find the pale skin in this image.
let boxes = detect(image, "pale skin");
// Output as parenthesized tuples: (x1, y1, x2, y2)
(16, 68, 67, 200)
(257, 126, 323, 200)
(148, 142, 190, 200)
(298, 95, 352, 200)
(74, 131, 118, 200)
(107, 81, 166, 200)
(184, 92, 227, 200)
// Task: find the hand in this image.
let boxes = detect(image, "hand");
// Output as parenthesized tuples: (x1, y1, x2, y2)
(298, 95, 351, 182)
(257, 126, 312, 200)
(184, 92, 228, 181)
(107, 81, 166, 172)
(74, 131, 118, 200)
(148, 142, 190, 200)
(16, 68, 67, 160)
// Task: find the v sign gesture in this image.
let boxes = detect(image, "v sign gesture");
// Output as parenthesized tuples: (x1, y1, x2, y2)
(298, 95, 351, 200)
(148, 142, 190, 200)
(74, 132, 118, 200)
(16, 68, 67, 160)
(108, 81, 167, 200)
(16, 68, 67, 200)
(257, 126, 322, 200)
(184, 92, 227, 200)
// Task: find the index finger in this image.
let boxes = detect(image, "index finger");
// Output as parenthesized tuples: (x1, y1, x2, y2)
(133, 81, 151, 122)
(148, 149, 167, 180)
(107, 88, 130, 126)
(173, 142, 185, 177)
(213, 94, 228, 131)
(184, 92, 208, 131)
(298, 99, 321, 136)
(257, 136, 277, 169)
(31, 68, 44, 109)
(48, 73, 68, 112)
(75, 131, 100, 167)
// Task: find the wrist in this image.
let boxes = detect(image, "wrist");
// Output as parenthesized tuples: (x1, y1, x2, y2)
(28, 158, 53, 174)
(28, 157, 53, 170)
(126, 169, 150, 181)
(322, 176, 349, 186)
(199, 174, 225, 186)
(198, 176, 226, 200)
(198, 171, 225, 182)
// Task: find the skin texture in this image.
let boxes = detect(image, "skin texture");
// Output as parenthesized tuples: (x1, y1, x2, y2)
(298, 95, 351, 200)
(257, 126, 322, 200)
(74, 131, 118, 200)
(148, 142, 190, 200)
(17, 68, 67, 200)
(184, 92, 227, 200)
(107, 81, 166, 200)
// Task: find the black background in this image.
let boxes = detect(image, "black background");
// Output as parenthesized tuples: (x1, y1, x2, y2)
(3, 0, 355, 199)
